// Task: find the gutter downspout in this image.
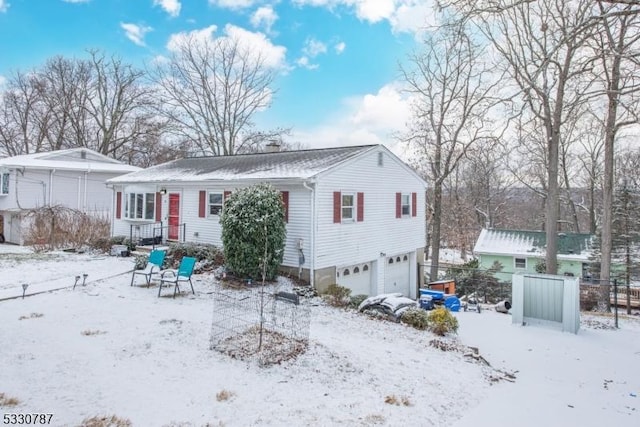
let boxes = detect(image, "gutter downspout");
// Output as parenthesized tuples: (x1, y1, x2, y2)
(108, 185, 115, 238)
(303, 180, 316, 289)
(48, 169, 55, 206)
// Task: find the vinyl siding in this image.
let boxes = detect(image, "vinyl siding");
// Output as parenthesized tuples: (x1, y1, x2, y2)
(0, 169, 114, 215)
(111, 182, 312, 269)
(314, 148, 425, 270)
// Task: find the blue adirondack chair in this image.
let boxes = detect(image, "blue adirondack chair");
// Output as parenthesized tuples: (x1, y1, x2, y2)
(130, 249, 166, 287)
(158, 256, 196, 298)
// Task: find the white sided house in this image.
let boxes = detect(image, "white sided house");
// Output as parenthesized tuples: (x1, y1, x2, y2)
(0, 148, 141, 244)
(107, 145, 427, 297)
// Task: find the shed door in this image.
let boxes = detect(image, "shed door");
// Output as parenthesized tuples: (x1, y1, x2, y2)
(168, 193, 180, 240)
(336, 263, 372, 296)
(384, 254, 410, 296)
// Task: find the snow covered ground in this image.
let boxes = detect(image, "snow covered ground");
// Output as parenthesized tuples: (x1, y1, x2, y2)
(0, 244, 639, 426)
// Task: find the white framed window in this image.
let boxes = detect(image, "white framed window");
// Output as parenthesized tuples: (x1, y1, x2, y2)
(125, 192, 155, 220)
(515, 257, 527, 269)
(341, 193, 355, 221)
(209, 192, 223, 216)
(0, 172, 9, 195)
(401, 194, 410, 216)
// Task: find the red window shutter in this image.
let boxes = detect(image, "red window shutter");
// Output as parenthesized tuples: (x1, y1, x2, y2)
(357, 192, 364, 222)
(333, 191, 341, 223)
(281, 191, 289, 223)
(412, 192, 417, 217)
(395, 192, 401, 218)
(155, 192, 162, 221)
(198, 191, 206, 218)
(224, 190, 231, 201)
(115, 192, 122, 219)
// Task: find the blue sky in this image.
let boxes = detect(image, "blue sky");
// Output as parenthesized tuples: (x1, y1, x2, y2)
(0, 0, 436, 153)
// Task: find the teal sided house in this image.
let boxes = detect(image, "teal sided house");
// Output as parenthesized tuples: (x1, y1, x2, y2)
(473, 228, 594, 281)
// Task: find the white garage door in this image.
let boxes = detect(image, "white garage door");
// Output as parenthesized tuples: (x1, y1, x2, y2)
(384, 254, 410, 296)
(336, 263, 372, 296)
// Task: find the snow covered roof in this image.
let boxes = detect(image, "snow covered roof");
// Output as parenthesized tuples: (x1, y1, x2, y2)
(107, 145, 379, 183)
(473, 228, 594, 261)
(0, 148, 140, 174)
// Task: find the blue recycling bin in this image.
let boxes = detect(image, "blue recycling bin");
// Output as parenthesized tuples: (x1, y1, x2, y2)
(419, 295, 434, 310)
(419, 288, 445, 301)
(444, 295, 461, 312)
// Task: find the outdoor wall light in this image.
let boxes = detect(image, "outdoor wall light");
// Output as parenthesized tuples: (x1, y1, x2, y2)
(160, 188, 167, 195)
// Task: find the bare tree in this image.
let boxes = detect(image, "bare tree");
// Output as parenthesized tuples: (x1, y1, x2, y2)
(36, 56, 91, 151)
(589, 1, 640, 304)
(401, 19, 505, 280)
(465, 139, 515, 230)
(151, 34, 278, 156)
(0, 51, 157, 161)
(0, 70, 49, 155)
(575, 116, 605, 234)
(456, 0, 596, 274)
(83, 50, 157, 157)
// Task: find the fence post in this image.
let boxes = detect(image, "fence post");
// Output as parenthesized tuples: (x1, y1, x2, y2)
(627, 281, 631, 315)
(613, 279, 618, 329)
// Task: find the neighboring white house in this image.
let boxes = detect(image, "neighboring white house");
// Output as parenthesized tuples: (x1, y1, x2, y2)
(0, 148, 141, 244)
(107, 144, 427, 297)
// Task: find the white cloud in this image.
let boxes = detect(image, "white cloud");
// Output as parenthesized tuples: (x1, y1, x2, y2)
(167, 25, 218, 52)
(296, 56, 318, 70)
(390, 2, 436, 36)
(153, 0, 181, 17)
(334, 41, 346, 54)
(349, 84, 411, 132)
(295, 38, 328, 70)
(209, 0, 256, 9)
(302, 38, 327, 57)
(225, 24, 287, 69)
(166, 24, 287, 70)
(292, 0, 436, 36)
(120, 22, 153, 47)
(291, 83, 412, 157)
(0, 0, 8, 13)
(354, 0, 395, 23)
(251, 6, 278, 33)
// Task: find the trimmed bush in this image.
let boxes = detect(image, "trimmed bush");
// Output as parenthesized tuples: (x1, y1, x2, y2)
(401, 308, 430, 330)
(322, 284, 352, 307)
(427, 307, 459, 336)
(349, 294, 368, 310)
(220, 184, 286, 281)
(168, 242, 224, 264)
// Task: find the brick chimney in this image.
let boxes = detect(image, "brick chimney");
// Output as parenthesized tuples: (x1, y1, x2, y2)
(265, 142, 281, 153)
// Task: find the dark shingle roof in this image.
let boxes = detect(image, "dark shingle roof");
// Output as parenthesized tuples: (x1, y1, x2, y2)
(108, 145, 377, 183)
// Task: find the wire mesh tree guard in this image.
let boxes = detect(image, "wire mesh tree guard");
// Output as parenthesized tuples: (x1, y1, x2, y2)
(209, 282, 311, 367)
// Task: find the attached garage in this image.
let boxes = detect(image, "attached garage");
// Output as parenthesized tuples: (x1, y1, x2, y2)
(384, 253, 411, 296)
(336, 262, 372, 296)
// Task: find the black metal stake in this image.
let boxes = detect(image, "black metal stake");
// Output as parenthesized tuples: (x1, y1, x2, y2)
(21, 284, 28, 299)
(73, 275, 80, 290)
(614, 279, 618, 329)
(82, 273, 88, 286)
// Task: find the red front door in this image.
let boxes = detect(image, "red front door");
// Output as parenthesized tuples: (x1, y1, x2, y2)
(168, 193, 180, 240)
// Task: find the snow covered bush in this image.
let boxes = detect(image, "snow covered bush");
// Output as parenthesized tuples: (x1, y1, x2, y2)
(167, 242, 224, 269)
(400, 308, 430, 330)
(349, 294, 368, 309)
(427, 307, 459, 336)
(220, 184, 286, 281)
(322, 283, 352, 307)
